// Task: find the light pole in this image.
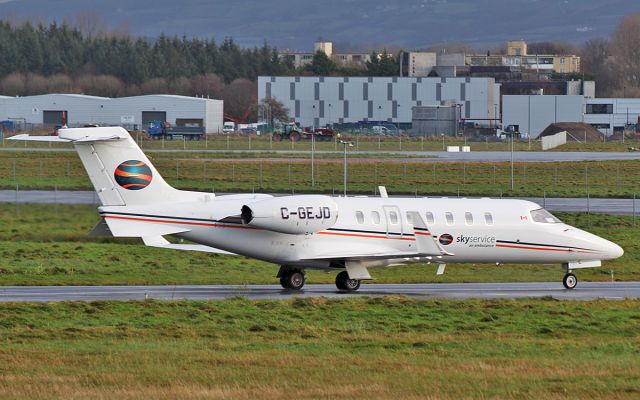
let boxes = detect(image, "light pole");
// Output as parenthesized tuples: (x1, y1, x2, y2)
(340, 140, 354, 196)
(510, 130, 514, 190)
(441, 133, 445, 150)
(311, 104, 316, 187)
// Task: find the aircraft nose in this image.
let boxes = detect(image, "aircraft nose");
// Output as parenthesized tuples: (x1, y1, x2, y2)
(600, 239, 624, 260)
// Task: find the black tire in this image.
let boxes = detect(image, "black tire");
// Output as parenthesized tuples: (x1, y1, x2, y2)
(335, 271, 361, 291)
(272, 133, 282, 142)
(280, 276, 291, 289)
(563, 273, 577, 289)
(165, 134, 173, 141)
(281, 270, 305, 290)
(290, 131, 301, 142)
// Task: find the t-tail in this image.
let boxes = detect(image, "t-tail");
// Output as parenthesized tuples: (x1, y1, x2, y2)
(10, 127, 194, 206)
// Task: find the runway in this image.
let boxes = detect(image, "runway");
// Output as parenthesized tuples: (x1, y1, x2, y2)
(0, 282, 638, 302)
(3, 147, 640, 162)
(1, 190, 638, 215)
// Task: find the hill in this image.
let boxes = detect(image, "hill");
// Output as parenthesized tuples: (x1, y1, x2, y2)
(0, 0, 638, 50)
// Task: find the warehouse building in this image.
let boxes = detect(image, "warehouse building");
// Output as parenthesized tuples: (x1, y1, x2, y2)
(503, 95, 640, 138)
(258, 76, 500, 130)
(0, 94, 224, 133)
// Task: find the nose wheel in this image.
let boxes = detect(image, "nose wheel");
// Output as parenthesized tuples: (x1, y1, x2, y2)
(279, 269, 305, 290)
(563, 273, 577, 289)
(335, 271, 361, 292)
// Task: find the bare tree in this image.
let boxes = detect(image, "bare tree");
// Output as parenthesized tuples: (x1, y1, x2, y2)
(611, 12, 640, 96)
(222, 79, 257, 122)
(0, 73, 27, 96)
(580, 38, 618, 96)
(73, 10, 108, 38)
(258, 97, 290, 125)
(527, 41, 579, 55)
(46, 74, 76, 93)
(190, 73, 225, 99)
(169, 77, 192, 95)
(25, 73, 49, 95)
(141, 78, 168, 94)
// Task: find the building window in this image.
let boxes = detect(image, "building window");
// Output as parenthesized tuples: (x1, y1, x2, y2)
(372, 211, 381, 224)
(445, 212, 454, 225)
(586, 104, 613, 114)
(425, 212, 435, 225)
(465, 212, 473, 226)
(356, 211, 364, 224)
(484, 212, 494, 225)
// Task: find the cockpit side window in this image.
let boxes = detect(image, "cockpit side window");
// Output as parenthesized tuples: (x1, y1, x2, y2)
(530, 208, 562, 223)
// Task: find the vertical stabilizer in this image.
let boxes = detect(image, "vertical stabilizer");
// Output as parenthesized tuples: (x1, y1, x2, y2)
(59, 127, 180, 206)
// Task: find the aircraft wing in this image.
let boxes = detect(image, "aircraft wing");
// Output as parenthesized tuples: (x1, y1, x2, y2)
(407, 211, 454, 256)
(142, 236, 237, 255)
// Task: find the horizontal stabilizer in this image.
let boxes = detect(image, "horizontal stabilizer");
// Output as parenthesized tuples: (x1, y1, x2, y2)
(102, 214, 192, 237)
(142, 236, 236, 255)
(8, 134, 71, 142)
(89, 220, 113, 237)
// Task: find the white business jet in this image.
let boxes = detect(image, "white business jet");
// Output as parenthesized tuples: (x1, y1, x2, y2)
(11, 127, 623, 291)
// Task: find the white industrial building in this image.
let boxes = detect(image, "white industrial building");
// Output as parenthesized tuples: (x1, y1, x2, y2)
(258, 76, 501, 129)
(503, 95, 640, 138)
(0, 94, 224, 133)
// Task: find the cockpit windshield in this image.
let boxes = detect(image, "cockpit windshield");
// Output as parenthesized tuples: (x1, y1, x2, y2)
(530, 208, 562, 224)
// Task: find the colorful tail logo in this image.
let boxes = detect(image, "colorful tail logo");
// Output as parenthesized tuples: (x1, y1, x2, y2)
(114, 160, 153, 190)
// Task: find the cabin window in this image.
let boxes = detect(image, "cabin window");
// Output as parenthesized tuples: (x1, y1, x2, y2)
(372, 211, 381, 224)
(389, 211, 399, 224)
(484, 212, 494, 225)
(530, 208, 562, 224)
(356, 211, 365, 224)
(425, 211, 434, 225)
(445, 212, 454, 225)
(465, 212, 473, 225)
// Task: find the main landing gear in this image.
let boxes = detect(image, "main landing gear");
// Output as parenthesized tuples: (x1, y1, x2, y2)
(279, 269, 305, 290)
(335, 271, 361, 292)
(563, 273, 578, 289)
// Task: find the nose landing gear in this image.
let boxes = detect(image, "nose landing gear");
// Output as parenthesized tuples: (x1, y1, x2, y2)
(278, 268, 305, 290)
(335, 271, 361, 292)
(563, 273, 577, 289)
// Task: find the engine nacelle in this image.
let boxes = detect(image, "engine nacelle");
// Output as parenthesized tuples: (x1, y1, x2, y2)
(241, 195, 338, 235)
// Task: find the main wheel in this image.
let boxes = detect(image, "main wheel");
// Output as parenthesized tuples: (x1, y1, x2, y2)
(281, 270, 305, 290)
(563, 273, 577, 289)
(335, 271, 361, 292)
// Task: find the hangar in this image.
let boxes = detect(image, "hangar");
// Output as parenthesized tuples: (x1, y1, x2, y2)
(0, 94, 224, 133)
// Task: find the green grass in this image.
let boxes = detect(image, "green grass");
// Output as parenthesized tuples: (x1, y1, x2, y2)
(0, 298, 638, 399)
(4, 133, 640, 152)
(1, 204, 638, 286)
(2, 150, 640, 197)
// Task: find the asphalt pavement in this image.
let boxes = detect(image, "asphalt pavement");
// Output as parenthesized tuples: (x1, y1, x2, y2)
(0, 282, 637, 302)
(3, 147, 640, 162)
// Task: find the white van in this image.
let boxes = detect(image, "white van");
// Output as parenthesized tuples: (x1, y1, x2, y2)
(223, 121, 235, 133)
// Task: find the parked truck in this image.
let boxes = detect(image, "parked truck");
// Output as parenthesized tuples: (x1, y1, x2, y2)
(146, 120, 205, 140)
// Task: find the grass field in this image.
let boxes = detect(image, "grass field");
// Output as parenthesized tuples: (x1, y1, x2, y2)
(4, 132, 640, 153)
(2, 149, 640, 198)
(1, 204, 638, 286)
(0, 297, 638, 399)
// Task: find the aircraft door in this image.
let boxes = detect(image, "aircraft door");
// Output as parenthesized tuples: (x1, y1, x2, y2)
(383, 205, 403, 238)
